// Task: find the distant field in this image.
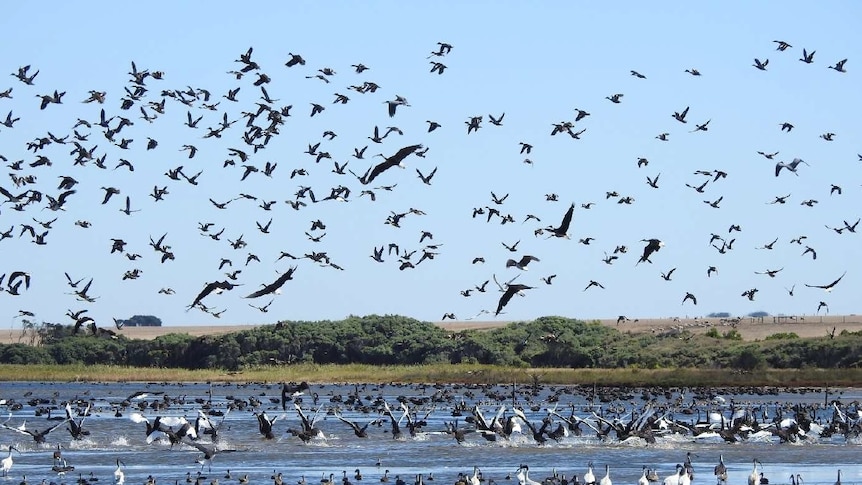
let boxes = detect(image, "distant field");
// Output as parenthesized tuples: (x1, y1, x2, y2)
(4, 314, 859, 344)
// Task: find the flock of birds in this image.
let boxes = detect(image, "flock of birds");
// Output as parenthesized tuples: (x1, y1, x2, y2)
(0, 381, 860, 485)
(0, 37, 859, 330)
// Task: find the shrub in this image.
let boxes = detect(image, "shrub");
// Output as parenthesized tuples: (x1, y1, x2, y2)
(765, 332, 799, 340)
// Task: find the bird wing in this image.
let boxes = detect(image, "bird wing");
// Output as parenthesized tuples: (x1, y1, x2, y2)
(557, 203, 575, 233)
(365, 144, 423, 183)
(495, 287, 518, 315)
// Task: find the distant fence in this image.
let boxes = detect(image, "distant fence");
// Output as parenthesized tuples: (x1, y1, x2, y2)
(773, 315, 803, 323)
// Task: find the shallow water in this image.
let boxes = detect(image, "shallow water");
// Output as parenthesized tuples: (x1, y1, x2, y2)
(0, 382, 860, 485)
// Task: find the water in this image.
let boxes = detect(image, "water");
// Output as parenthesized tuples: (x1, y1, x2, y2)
(0, 382, 860, 485)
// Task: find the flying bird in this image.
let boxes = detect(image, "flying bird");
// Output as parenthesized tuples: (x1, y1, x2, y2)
(495, 284, 533, 316)
(352, 144, 422, 185)
(545, 203, 574, 238)
(187, 280, 239, 310)
(506, 255, 539, 270)
(246, 266, 298, 298)
(805, 272, 847, 292)
(775, 158, 808, 177)
(638, 239, 664, 264)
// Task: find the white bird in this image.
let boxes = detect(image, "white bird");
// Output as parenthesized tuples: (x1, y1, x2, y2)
(584, 462, 596, 485)
(599, 465, 611, 485)
(2, 446, 17, 477)
(638, 467, 650, 485)
(468, 467, 481, 485)
(747, 460, 761, 485)
(664, 465, 684, 485)
(516, 466, 540, 485)
(114, 459, 125, 485)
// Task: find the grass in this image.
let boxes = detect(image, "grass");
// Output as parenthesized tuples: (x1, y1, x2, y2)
(2, 363, 862, 386)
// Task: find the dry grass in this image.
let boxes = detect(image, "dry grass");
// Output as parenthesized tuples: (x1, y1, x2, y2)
(2, 363, 861, 386)
(4, 314, 859, 345)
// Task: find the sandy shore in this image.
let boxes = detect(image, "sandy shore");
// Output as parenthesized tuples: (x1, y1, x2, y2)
(4, 314, 859, 344)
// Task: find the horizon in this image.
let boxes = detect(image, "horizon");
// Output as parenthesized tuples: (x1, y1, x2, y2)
(1, 2, 860, 329)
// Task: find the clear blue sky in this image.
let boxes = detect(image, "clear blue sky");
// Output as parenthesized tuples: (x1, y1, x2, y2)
(1, 2, 860, 328)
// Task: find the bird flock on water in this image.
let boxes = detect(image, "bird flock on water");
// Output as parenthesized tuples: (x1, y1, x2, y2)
(0, 37, 858, 329)
(0, 382, 860, 485)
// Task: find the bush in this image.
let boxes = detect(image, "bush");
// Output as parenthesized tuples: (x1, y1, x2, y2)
(723, 329, 743, 340)
(765, 332, 799, 340)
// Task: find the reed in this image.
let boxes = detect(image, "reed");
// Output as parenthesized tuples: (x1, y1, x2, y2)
(1, 363, 861, 386)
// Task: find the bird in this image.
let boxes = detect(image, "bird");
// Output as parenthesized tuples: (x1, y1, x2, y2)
(495, 283, 533, 316)
(747, 460, 761, 485)
(829, 59, 848, 73)
(584, 463, 596, 485)
(583, 280, 605, 291)
(255, 411, 281, 439)
(333, 411, 370, 438)
(187, 280, 239, 310)
(713, 456, 727, 485)
(775, 158, 808, 176)
(753, 58, 769, 70)
(0, 418, 69, 443)
(246, 266, 298, 298)
(545, 203, 574, 238)
(661, 268, 676, 281)
(506, 255, 539, 270)
(682, 292, 697, 305)
(638, 239, 664, 264)
(805, 271, 847, 292)
(755, 268, 783, 278)
(416, 167, 437, 185)
(599, 465, 611, 485)
(1, 446, 17, 477)
(799, 48, 815, 64)
(114, 459, 125, 485)
(352, 144, 422, 185)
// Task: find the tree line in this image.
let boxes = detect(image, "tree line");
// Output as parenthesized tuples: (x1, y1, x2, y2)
(2, 315, 861, 371)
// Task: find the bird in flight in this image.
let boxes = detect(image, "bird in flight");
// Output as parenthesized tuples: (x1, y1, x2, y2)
(544, 203, 574, 239)
(805, 271, 847, 292)
(495, 283, 533, 316)
(246, 266, 298, 298)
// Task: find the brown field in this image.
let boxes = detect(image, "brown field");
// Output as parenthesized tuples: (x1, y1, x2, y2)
(4, 314, 860, 344)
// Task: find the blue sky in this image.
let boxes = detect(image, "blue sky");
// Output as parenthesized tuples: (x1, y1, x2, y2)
(1, 2, 860, 328)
